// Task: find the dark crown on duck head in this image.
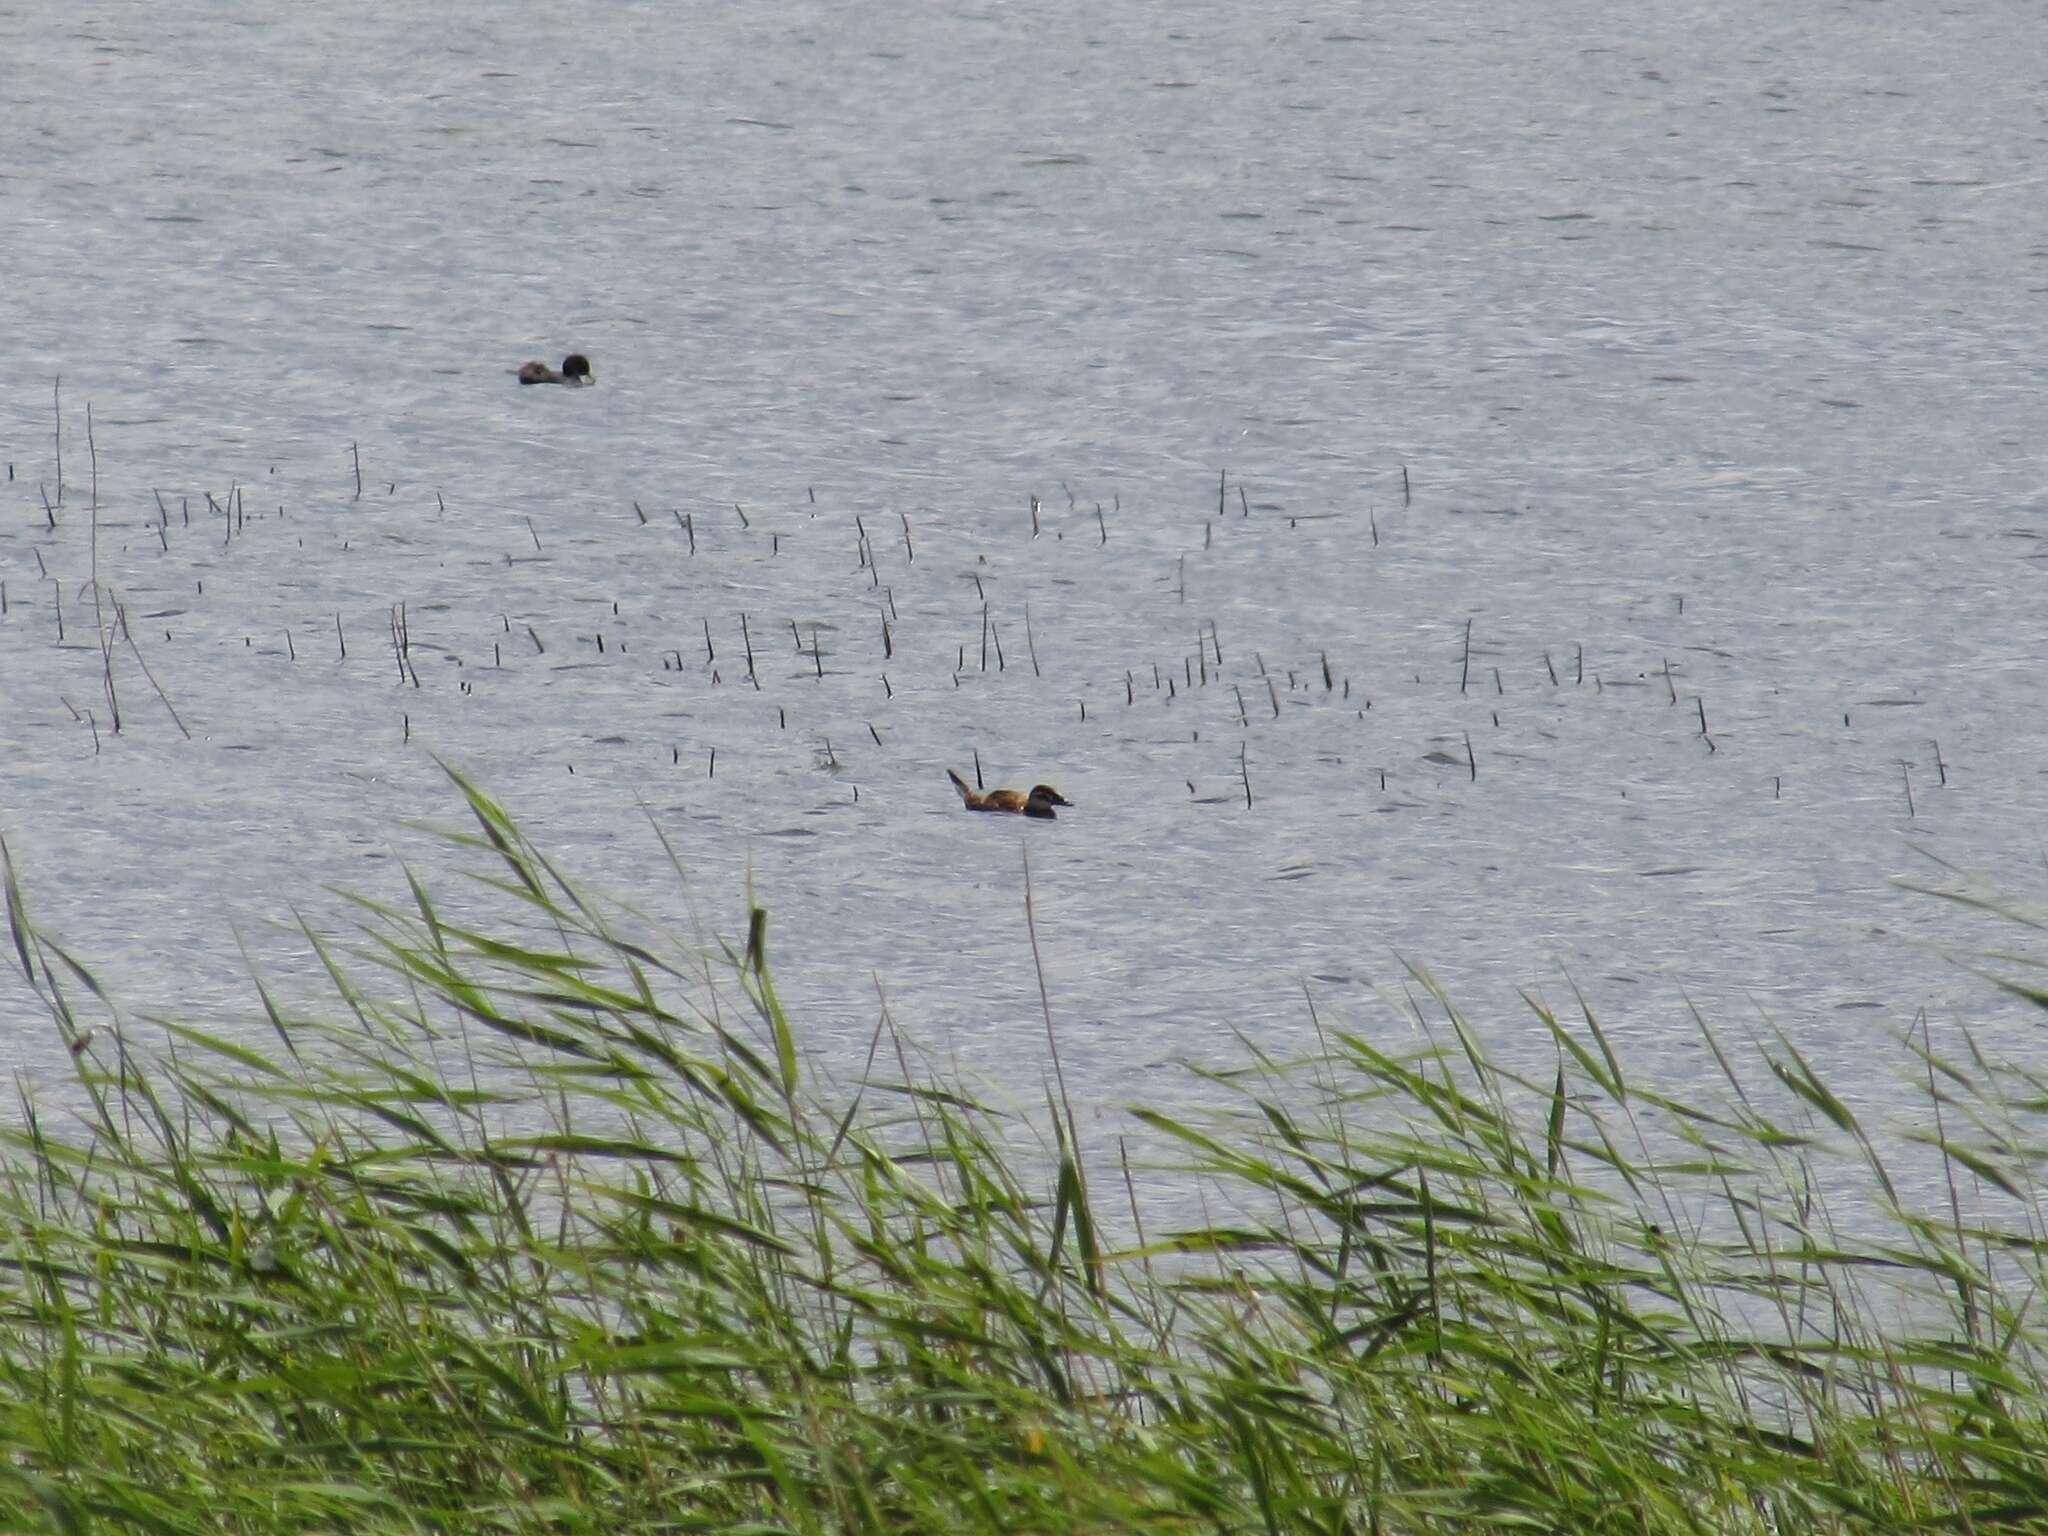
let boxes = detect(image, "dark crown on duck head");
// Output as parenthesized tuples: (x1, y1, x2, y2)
(561, 353, 592, 381)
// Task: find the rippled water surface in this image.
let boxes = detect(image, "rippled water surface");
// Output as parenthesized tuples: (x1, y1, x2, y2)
(5, 2, 2047, 1187)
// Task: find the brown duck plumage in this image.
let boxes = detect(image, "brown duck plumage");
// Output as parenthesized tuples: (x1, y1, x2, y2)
(948, 769, 1072, 819)
(517, 353, 594, 386)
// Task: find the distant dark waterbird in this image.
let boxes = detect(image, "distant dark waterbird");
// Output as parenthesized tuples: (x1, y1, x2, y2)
(948, 769, 1072, 819)
(516, 353, 594, 386)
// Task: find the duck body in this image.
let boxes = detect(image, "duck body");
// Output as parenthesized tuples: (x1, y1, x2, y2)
(948, 768, 1072, 819)
(517, 353, 594, 386)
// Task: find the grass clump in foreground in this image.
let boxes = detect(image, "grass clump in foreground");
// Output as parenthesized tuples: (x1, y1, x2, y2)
(0, 774, 2046, 1533)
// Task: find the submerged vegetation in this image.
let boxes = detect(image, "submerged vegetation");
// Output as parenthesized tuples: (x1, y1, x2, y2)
(0, 772, 2044, 1533)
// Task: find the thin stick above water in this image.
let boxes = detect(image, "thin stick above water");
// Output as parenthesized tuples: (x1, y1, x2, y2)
(114, 596, 189, 739)
(87, 405, 118, 732)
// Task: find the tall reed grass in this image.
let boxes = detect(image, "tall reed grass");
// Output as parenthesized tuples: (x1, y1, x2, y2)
(0, 770, 2043, 1533)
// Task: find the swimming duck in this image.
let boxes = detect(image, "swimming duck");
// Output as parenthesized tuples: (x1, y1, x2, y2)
(948, 768, 1072, 819)
(516, 353, 594, 386)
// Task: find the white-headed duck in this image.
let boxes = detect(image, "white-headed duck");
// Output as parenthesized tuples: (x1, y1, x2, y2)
(948, 768, 1072, 819)
(517, 353, 594, 386)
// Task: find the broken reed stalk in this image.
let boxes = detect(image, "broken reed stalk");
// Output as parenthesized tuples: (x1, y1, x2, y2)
(86, 405, 119, 732)
(1460, 618, 1472, 695)
(391, 603, 418, 687)
(52, 376, 62, 506)
(113, 596, 190, 739)
(1024, 602, 1041, 678)
(1239, 743, 1252, 808)
(350, 441, 362, 500)
(742, 613, 758, 688)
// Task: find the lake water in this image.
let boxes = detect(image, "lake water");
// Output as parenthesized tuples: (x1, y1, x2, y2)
(4, 1, 2047, 1205)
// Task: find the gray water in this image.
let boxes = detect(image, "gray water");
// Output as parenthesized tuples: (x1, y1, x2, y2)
(5, 1, 2047, 1187)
